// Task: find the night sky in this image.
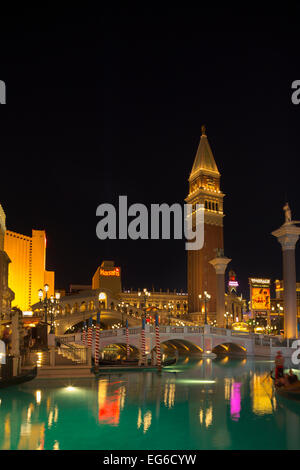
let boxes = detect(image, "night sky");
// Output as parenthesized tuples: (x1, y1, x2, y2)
(0, 5, 300, 300)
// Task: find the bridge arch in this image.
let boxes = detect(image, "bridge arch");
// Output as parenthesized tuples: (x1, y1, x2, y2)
(212, 342, 247, 356)
(64, 304, 71, 315)
(99, 342, 140, 360)
(157, 339, 203, 355)
(71, 303, 79, 313)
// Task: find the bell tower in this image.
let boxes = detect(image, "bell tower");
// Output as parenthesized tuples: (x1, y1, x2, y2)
(185, 126, 225, 321)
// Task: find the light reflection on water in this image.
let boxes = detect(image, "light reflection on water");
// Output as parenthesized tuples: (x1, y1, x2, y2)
(0, 358, 300, 449)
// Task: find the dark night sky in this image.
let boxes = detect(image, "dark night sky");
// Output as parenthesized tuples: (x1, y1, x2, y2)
(0, 5, 300, 300)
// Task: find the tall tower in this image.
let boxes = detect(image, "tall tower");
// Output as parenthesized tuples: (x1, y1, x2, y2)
(0, 204, 15, 318)
(185, 126, 225, 320)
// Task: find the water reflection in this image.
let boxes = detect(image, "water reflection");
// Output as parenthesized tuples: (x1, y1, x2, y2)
(0, 358, 300, 449)
(251, 373, 276, 415)
(230, 382, 241, 421)
(163, 382, 175, 409)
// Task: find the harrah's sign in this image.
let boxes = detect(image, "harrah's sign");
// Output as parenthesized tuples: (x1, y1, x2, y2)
(100, 268, 120, 277)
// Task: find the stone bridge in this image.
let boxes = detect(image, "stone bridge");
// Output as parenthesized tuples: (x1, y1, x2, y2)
(59, 325, 286, 357)
(55, 308, 142, 335)
(92, 325, 255, 355)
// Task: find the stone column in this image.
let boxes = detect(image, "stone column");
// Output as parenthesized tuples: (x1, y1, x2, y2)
(272, 223, 300, 339)
(209, 257, 231, 328)
(11, 310, 21, 376)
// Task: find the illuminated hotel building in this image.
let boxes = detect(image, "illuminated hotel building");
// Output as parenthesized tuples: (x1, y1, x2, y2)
(0, 205, 14, 319)
(4, 229, 55, 311)
(185, 126, 225, 320)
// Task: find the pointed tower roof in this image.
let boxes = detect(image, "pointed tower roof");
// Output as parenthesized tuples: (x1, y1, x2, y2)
(189, 125, 220, 181)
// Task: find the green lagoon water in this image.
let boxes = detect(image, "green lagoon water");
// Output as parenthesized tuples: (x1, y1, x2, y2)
(1, 357, 300, 450)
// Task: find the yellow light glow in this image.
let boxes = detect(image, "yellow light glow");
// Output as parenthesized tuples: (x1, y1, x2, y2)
(23, 311, 33, 316)
(36, 390, 41, 404)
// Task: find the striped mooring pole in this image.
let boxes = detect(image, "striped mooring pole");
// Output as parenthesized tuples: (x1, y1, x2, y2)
(155, 314, 161, 369)
(87, 317, 93, 348)
(126, 319, 130, 359)
(141, 317, 146, 365)
(82, 320, 87, 345)
(94, 312, 101, 367)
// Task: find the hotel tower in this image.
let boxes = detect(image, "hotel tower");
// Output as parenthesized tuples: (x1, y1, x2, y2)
(185, 126, 225, 320)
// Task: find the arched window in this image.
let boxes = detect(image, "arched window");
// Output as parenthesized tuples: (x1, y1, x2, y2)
(72, 303, 78, 313)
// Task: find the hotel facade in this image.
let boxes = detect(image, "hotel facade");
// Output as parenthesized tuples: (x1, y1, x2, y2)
(4, 229, 55, 312)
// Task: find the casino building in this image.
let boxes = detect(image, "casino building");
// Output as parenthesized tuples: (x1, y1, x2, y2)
(4, 228, 55, 312)
(50, 259, 244, 331)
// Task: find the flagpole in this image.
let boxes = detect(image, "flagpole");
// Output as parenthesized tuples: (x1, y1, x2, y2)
(126, 319, 130, 360)
(140, 317, 146, 366)
(94, 312, 101, 372)
(82, 320, 87, 345)
(87, 317, 93, 349)
(155, 314, 161, 370)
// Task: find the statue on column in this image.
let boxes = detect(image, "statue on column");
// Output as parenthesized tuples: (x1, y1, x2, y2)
(214, 247, 224, 258)
(283, 202, 292, 224)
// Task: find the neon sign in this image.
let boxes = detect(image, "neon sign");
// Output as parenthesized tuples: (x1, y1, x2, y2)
(100, 268, 120, 277)
(228, 271, 239, 289)
(249, 278, 270, 285)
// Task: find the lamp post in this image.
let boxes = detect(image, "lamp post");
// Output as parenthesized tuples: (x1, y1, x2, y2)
(224, 311, 229, 329)
(117, 301, 129, 327)
(199, 291, 211, 325)
(38, 284, 49, 326)
(49, 292, 60, 334)
(168, 302, 174, 325)
(38, 285, 61, 341)
(276, 303, 283, 333)
(138, 288, 151, 319)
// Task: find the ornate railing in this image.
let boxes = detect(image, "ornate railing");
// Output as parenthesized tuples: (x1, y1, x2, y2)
(59, 343, 88, 364)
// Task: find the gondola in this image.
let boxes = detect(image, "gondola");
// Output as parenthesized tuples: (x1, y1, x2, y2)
(0, 366, 37, 389)
(270, 371, 300, 402)
(93, 357, 177, 374)
(98, 359, 139, 366)
(97, 357, 176, 367)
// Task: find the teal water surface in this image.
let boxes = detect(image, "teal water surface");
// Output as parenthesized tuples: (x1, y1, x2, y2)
(1, 357, 300, 450)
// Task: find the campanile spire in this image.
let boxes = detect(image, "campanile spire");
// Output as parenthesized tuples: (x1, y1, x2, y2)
(185, 129, 225, 321)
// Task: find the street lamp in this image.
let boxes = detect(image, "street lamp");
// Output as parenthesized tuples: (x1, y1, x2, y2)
(49, 292, 60, 334)
(138, 288, 150, 319)
(168, 302, 174, 325)
(199, 291, 211, 325)
(38, 284, 49, 325)
(38, 285, 60, 336)
(272, 303, 283, 334)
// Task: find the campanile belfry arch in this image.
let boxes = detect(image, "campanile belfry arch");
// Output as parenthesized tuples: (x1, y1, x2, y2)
(185, 126, 225, 320)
